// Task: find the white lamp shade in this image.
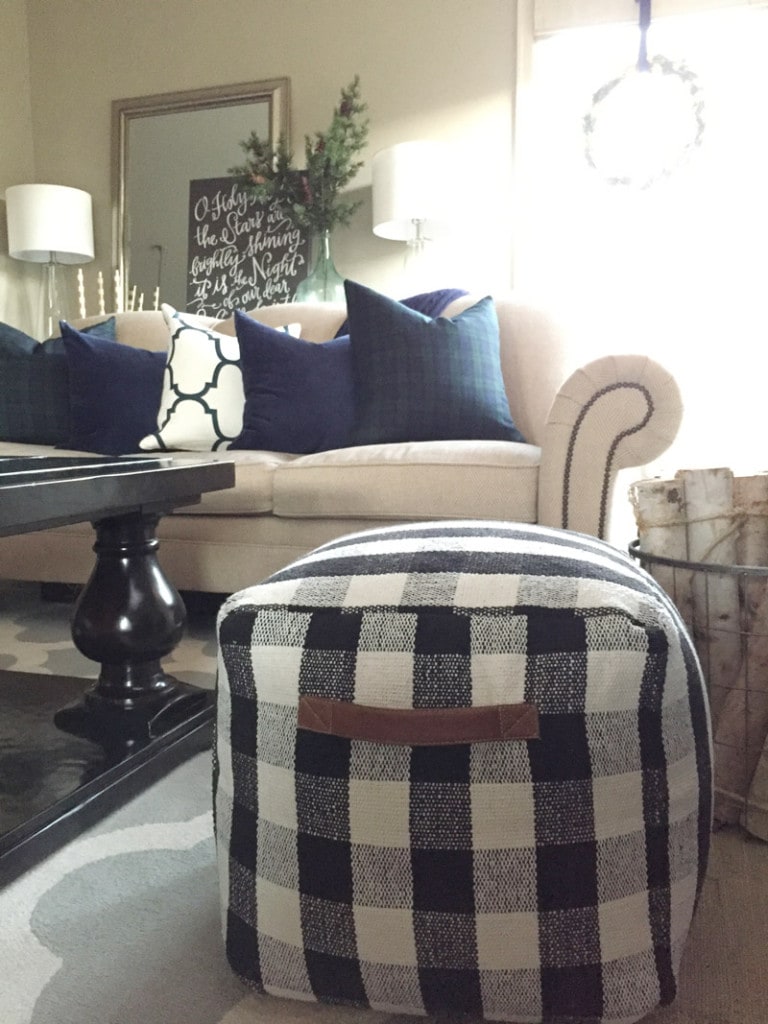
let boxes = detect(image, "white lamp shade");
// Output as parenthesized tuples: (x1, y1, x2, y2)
(372, 141, 451, 241)
(5, 183, 94, 264)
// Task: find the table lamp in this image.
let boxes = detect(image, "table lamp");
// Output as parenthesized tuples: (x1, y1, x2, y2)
(372, 141, 451, 279)
(5, 183, 94, 337)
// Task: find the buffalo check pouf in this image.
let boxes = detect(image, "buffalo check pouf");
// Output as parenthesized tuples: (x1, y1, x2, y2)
(214, 521, 712, 1024)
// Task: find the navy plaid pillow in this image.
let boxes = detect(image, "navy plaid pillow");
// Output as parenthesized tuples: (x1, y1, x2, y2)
(344, 280, 525, 446)
(0, 317, 116, 445)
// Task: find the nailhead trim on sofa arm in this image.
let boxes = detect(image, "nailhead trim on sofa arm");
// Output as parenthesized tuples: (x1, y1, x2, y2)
(537, 354, 683, 539)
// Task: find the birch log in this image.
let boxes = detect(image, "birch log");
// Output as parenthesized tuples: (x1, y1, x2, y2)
(743, 750, 768, 841)
(629, 477, 693, 632)
(677, 468, 742, 736)
(714, 473, 768, 826)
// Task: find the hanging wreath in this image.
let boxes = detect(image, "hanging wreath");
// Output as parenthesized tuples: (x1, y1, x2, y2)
(584, 0, 705, 190)
(584, 55, 705, 189)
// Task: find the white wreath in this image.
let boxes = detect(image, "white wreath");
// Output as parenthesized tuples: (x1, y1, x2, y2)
(584, 55, 705, 189)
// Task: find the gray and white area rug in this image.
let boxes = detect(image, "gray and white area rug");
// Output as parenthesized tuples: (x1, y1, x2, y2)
(0, 579, 220, 686)
(1, 582, 767, 1024)
(0, 753, 387, 1024)
(0, 581, 385, 1024)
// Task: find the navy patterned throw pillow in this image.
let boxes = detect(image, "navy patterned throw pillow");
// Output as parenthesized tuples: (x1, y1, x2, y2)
(0, 317, 116, 445)
(344, 280, 525, 446)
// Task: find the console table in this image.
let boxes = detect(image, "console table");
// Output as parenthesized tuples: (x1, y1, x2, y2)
(0, 455, 235, 883)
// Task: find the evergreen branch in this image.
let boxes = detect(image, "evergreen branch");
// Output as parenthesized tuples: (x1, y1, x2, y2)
(229, 76, 369, 234)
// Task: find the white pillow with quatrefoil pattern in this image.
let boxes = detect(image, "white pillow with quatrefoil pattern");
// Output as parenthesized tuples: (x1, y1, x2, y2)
(140, 304, 298, 451)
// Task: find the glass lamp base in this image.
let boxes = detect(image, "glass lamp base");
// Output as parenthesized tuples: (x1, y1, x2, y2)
(41, 259, 65, 339)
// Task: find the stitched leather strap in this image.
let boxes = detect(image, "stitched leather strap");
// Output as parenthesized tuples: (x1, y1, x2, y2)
(297, 694, 539, 746)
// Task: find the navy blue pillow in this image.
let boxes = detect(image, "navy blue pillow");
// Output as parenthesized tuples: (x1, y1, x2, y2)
(230, 310, 354, 453)
(60, 323, 166, 456)
(0, 322, 38, 355)
(333, 287, 468, 337)
(0, 318, 116, 445)
(344, 280, 525, 446)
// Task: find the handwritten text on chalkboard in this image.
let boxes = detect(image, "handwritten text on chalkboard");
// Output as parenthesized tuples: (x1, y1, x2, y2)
(187, 177, 310, 315)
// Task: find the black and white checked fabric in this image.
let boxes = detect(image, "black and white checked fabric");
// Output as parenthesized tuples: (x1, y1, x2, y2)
(214, 521, 712, 1024)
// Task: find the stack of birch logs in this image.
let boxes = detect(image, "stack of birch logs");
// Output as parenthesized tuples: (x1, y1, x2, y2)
(631, 468, 768, 835)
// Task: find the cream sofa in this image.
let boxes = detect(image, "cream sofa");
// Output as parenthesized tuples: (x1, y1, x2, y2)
(0, 293, 682, 594)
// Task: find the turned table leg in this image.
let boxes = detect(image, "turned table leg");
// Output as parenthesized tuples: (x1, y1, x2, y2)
(54, 509, 209, 744)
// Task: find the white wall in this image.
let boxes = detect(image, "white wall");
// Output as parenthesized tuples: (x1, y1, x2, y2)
(4, 0, 516, 327)
(0, 0, 38, 333)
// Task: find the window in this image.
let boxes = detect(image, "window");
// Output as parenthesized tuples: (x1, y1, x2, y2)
(517, 8, 768, 472)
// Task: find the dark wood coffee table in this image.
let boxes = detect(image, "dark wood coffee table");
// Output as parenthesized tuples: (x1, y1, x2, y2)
(0, 455, 235, 883)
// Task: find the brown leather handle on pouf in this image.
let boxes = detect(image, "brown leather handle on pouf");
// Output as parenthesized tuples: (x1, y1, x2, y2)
(297, 695, 539, 746)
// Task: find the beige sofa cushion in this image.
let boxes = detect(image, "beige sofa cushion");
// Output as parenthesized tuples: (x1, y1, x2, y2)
(0, 441, 540, 521)
(161, 450, 294, 514)
(273, 440, 541, 522)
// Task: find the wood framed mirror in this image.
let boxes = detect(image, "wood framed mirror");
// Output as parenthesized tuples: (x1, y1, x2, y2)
(112, 78, 290, 311)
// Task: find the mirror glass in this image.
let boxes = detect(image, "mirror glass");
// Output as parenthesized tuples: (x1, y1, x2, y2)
(112, 78, 289, 311)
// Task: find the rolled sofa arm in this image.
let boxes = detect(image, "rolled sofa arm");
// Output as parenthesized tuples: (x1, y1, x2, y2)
(537, 354, 683, 540)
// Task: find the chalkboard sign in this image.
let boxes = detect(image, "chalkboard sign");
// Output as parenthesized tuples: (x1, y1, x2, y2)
(186, 177, 310, 316)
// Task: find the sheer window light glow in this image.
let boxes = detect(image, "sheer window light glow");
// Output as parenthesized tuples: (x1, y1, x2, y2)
(585, 58, 703, 188)
(518, 10, 768, 474)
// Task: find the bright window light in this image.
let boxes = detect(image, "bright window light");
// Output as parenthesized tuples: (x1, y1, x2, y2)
(518, 9, 768, 473)
(585, 56, 704, 188)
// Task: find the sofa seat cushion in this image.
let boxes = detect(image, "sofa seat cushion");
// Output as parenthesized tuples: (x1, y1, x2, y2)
(161, 450, 295, 515)
(273, 439, 541, 522)
(0, 440, 88, 458)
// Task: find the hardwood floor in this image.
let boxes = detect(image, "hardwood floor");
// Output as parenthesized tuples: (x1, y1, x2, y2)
(629, 826, 768, 1024)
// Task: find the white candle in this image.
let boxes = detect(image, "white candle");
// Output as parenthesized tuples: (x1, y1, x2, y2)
(114, 269, 122, 313)
(153, 286, 160, 311)
(77, 268, 86, 318)
(97, 271, 105, 315)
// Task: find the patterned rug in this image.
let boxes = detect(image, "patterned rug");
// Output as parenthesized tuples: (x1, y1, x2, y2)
(0, 752, 388, 1024)
(0, 581, 766, 1024)
(0, 580, 220, 686)
(0, 580, 381, 1024)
